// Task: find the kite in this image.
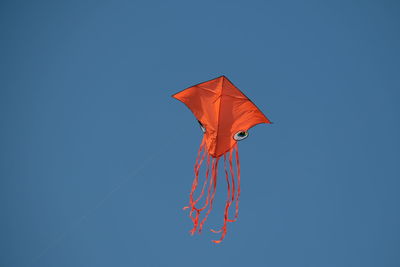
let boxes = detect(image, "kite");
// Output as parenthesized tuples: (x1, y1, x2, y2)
(172, 75, 271, 243)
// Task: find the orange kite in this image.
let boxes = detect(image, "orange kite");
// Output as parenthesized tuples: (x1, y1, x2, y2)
(172, 75, 271, 243)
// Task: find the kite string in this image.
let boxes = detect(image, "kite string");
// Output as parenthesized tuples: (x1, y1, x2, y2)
(28, 129, 182, 266)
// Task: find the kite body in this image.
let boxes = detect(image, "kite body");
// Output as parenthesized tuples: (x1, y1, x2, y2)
(172, 76, 271, 243)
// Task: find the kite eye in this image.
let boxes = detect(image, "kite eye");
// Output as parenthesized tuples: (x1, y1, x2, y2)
(233, 131, 248, 141)
(198, 120, 206, 133)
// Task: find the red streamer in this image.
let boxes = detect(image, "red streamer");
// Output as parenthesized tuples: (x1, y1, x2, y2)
(184, 140, 241, 243)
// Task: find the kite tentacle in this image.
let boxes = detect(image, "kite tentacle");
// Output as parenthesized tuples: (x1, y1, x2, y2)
(227, 149, 237, 222)
(196, 156, 214, 233)
(188, 154, 212, 235)
(184, 143, 241, 242)
(211, 154, 230, 233)
(211, 144, 241, 243)
(211, 153, 234, 243)
(192, 154, 211, 209)
(198, 157, 219, 233)
(234, 143, 241, 220)
(183, 137, 206, 234)
(186, 138, 205, 207)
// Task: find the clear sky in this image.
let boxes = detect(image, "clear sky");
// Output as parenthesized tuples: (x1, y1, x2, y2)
(1, 0, 399, 266)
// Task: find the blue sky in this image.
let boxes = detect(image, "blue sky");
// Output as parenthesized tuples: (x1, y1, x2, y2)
(1, 1, 399, 266)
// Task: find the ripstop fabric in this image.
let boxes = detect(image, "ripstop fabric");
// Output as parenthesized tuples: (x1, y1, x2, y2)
(172, 76, 270, 158)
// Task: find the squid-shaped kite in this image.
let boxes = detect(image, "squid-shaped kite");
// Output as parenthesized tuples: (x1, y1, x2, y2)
(172, 76, 271, 243)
